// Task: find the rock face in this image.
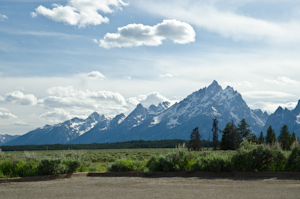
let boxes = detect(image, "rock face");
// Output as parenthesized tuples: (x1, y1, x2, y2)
(262, 100, 300, 136)
(5, 80, 272, 146)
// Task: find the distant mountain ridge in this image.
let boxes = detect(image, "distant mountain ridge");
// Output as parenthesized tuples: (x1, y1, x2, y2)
(262, 100, 300, 137)
(5, 111, 105, 146)
(0, 134, 20, 146)
(9, 80, 300, 146)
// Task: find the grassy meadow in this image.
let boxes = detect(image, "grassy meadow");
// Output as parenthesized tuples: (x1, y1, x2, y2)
(1, 141, 300, 178)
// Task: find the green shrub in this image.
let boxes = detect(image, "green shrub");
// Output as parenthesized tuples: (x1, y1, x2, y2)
(0, 159, 39, 177)
(202, 155, 233, 172)
(188, 155, 232, 172)
(38, 158, 84, 175)
(145, 150, 195, 172)
(239, 140, 257, 151)
(64, 159, 82, 173)
(232, 145, 287, 171)
(287, 146, 300, 171)
(0, 160, 14, 177)
(107, 159, 143, 172)
(38, 159, 67, 175)
(14, 160, 39, 177)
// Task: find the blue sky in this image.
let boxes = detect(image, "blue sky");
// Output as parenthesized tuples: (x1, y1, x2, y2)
(1, 0, 300, 135)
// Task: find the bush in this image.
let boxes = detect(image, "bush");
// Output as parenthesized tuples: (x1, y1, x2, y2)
(202, 155, 233, 172)
(0, 159, 39, 177)
(38, 159, 67, 175)
(239, 140, 257, 151)
(232, 145, 287, 171)
(145, 150, 194, 172)
(287, 146, 300, 171)
(38, 158, 83, 175)
(189, 155, 232, 172)
(107, 159, 143, 172)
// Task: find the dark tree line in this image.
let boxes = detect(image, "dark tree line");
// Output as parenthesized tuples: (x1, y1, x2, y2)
(189, 117, 299, 151)
(1, 139, 189, 151)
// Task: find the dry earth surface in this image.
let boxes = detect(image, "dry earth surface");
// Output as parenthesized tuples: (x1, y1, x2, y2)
(1, 176, 300, 199)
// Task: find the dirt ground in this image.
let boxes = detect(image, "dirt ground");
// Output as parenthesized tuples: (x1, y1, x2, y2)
(1, 176, 300, 199)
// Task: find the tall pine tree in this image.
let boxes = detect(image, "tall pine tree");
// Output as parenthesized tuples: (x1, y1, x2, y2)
(238, 118, 251, 139)
(189, 127, 202, 151)
(278, 125, 291, 150)
(291, 132, 297, 145)
(258, 131, 265, 144)
(220, 121, 242, 150)
(265, 126, 276, 144)
(212, 117, 219, 150)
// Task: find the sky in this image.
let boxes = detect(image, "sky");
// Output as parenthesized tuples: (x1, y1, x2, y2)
(1, 0, 300, 135)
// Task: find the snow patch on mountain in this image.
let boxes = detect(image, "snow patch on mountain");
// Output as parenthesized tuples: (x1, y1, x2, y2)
(167, 117, 180, 129)
(296, 114, 300, 124)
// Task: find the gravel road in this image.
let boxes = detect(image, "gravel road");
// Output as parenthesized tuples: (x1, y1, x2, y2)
(1, 177, 300, 199)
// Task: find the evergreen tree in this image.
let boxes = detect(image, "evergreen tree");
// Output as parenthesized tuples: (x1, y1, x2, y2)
(258, 131, 265, 144)
(265, 126, 276, 144)
(290, 131, 297, 146)
(189, 127, 202, 151)
(238, 118, 251, 139)
(278, 125, 291, 150)
(220, 121, 242, 150)
(212, 117, 219, 150)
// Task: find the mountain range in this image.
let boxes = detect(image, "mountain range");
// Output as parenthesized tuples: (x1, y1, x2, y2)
(2, 80, 299, 146)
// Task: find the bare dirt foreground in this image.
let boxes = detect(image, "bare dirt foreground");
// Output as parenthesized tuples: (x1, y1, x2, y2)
(1, 177, 300, 199)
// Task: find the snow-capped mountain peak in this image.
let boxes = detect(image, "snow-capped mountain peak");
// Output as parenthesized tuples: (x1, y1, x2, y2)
(148, 101, 171, 115)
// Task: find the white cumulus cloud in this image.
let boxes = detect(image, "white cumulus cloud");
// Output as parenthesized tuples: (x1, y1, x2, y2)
(39, 108, 73, 122)
(87, 71, 106, 80)
(0, 107, 17, 119)
(0, 14, 8, 21)
(30, 12, 37, 18)
(4, 91, 37, 105)
(98, 19, 196, 48)
(32, 0, 127, 28)
(126, 92, 170, 108)
(39, 86, 126, 109)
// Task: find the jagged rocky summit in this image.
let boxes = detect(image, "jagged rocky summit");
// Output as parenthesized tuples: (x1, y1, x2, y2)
(5, 80, 274, 146)
(262, 100, 300, 136)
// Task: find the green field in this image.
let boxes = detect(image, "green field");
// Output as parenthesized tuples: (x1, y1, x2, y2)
(1, 141, 300, 178)
(0, 147, 222, 172)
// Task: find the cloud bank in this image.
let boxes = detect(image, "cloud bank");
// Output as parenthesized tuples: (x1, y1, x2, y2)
(40, 86, 126, 109)
(32, 0, 127, 28)
(264, 76, 299, 86)
(98, 19, 196, 48)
